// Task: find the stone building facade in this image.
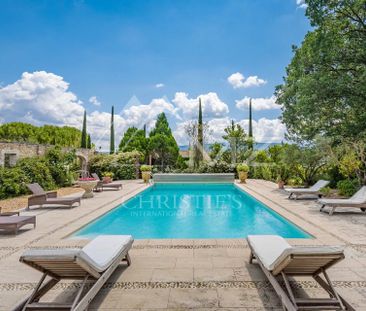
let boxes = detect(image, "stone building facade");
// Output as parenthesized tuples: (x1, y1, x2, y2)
(0, 141, 93, 171)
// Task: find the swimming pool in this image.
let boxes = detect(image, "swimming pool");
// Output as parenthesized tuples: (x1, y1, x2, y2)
(72, 183, 311, 239)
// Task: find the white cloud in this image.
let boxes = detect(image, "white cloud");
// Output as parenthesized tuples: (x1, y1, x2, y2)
(122, 97, 180, 127)
(89, 96, 101, 106)
(296, 0, 307, 9)
(0, 71, 84, 126)
(155, 83, 164, 88)
(174, 116, 286, 145)
(172, 92, 229, 118)
(227, 72, 267, 89)
(235, 96, 281, 111)
(239, 118, 286, 143)
(0, 71, 285, 150)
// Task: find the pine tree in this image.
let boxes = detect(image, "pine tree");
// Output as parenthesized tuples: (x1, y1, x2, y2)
(110, 106, 115, 154)
(248, 98, 254, 150)
(81, 110, 87, 148)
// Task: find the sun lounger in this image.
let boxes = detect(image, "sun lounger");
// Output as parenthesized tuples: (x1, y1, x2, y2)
(13, 235, 134, 311)
(248, 235, 354, 311)
(285, 180, 330, 199)
(91, 173, 123, 191)
(27, 183, 81, 210)
(0, 206, 19, 216)
(318, 186, 366, 216)
(0, 215, 36, 234)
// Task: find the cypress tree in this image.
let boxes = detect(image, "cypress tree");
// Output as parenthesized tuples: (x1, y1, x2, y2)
(81, 110, 87, 148)
(110, 106, 115, 154)
(143, 124, 146, 137)
(248, 98, 254, 150)
(194, 98, 204, 167)
(87, 134, 92, 149)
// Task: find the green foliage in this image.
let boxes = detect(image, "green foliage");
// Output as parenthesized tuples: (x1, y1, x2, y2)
(252, 164, 274, 181)
(89, 151, 141, 180)
(119, 127, 148, 160)
(110, 106, 115, 154)
(209, 142, 223, 160)
(102, 172, 114, 178)
(45, 146, 76, 186)
(337, 179, 360, 197)
(197, 161, 236, 175)
(0, 166, 29, 199)
(81, 110, 87, 148)
(222, 120, 249, 163)
(149, 113, 179, 169)
(195, 98, 204, 166)
(16, 157, 56, 190)
(320, 186, 332, 197)
(140, 165, 152, 172)
(0, 122, 82, 147)
(175, 155, 188, 170)
(248, 98, 253, 149)
(276, 0, 366, 141)
(236, 163, 249, 172)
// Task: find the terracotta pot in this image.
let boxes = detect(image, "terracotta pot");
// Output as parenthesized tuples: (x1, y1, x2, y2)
(142, 171, 151, 183)
(238, 171, 248, 183)
(278, 180, 285, 189)
(103, 176, 112, 184)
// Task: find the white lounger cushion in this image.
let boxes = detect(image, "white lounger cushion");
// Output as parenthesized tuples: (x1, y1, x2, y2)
(319, 186, 366, 206)
(285, 180, 329, 193)
(80, 235, 133, 272)
(21, 235, 133, 273)
(248, 235, 343, 271)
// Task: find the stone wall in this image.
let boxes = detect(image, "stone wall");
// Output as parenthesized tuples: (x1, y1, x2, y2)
(0, 141, 93, 170)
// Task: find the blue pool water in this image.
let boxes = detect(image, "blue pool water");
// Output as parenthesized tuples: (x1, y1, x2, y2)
(72, 183, 311, 239)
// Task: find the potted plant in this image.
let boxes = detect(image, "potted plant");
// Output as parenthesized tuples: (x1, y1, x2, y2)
(140, 165, 152, 183)
(102, 172, 114, 184)
(237, 163, 249, 183)
(275, 164, 290, 189)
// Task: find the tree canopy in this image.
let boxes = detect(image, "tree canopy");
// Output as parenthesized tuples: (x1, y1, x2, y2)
(149, 113, 179, 169)
(119, 126, 148, 157)
(276, 0, 366, 142)
(0, 122, 84, 148)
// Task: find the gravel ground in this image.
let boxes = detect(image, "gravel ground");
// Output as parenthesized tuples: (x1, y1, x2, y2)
(0, 187, 84, 213)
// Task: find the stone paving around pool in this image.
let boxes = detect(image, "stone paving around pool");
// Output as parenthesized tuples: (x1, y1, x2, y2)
(1, 179, 366, 310)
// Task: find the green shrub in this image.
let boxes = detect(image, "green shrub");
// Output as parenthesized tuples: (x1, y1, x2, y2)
(237, 163, 249, 172)
(102, 172, 114, 178)
(0, 166, 29, 199)
(16, 157, 56, 190)
(115, 164, 136, 180)
(337, 179, 359, 197)
(45, 147, 76, 187)
(252, 164, 274, 181)
(89, 151, 140, 180)
(197, 161, 236, 175)
(320, 186, 332, 197)
(140, 165, 152, 172)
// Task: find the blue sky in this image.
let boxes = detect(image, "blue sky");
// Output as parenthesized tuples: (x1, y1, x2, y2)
(0, 0, 310, 150)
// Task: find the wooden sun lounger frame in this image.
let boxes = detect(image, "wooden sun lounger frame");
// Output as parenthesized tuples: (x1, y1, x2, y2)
(0, 216, 36, 235)
(320, 202, 366, 216)
(91, 173, 123, 192)
(12, 251, 131, 311)
(27, 183, 81, 210)
(288, 190, 323, 200)
(248, 244, 355, 311)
